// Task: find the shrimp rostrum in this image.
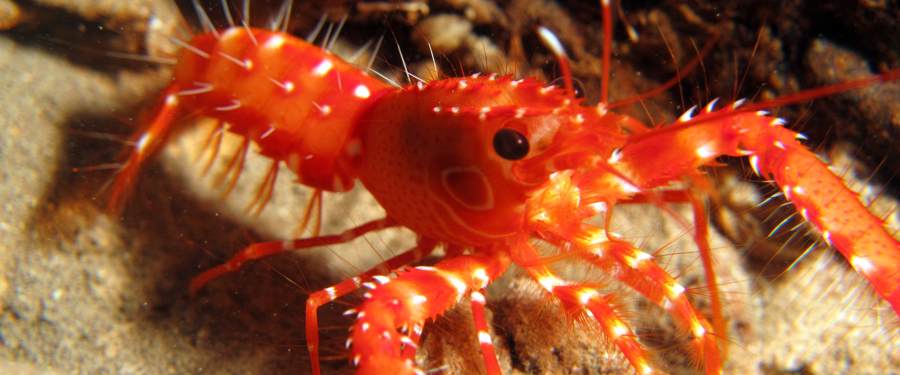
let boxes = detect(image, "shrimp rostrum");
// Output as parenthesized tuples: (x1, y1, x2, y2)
(109, 1, 900, 374)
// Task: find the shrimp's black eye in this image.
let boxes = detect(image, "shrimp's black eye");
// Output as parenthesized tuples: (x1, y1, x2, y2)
(493, 128, 530, 160)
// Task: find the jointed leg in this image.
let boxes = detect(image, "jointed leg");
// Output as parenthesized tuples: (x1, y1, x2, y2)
(619, 189, 729, 358)
(306, 240, 437, 375)
(190, 217, 397, 293)
(109, 86, 184, 214)
(523, 225, 722, 374)
(513, 240, 655, 374)
(686, 192, 728, 358)
(348, 250, 510, 374)
(469, 289, 501, 375)
(575, 229, 722, 374)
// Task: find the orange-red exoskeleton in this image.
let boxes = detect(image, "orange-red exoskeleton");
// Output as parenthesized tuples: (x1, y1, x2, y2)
(109, 1, 900, 374)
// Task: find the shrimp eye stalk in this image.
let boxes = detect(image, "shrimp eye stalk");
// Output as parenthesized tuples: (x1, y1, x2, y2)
(493, 128, 530, 160)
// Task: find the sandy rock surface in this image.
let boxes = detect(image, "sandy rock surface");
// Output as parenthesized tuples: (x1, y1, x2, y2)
(1, 1, 897, 374)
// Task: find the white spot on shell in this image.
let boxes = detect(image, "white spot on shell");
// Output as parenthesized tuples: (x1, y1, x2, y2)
(477, 331, 493, 345)
(607, 148, 623, 164)
(470, 290, 486, 304)
(692, 322, 706, 338)
(400, 336, 417, 348)
(353, 84, 371, 99)
(589, 202, 608, 214)
(667, 283, 685, 298)
(443, 274, 468, 296)
(537, 275, 566, 291)
(749, 155, 761, 176)
(678, 105, 698, 122)
(611, 321, 629, 338)
(617, 179, 640, 194)
(578, 288, 598, 305)
(410, 295, 427, 305)
(704, 98, 720, 113)
(850, 256, 875, 274)
(136, 133, 151, 153)
(312, 59, 334, 77)
(265, 35, 286, 49)
(696, 144, 716, 158)
(472, 269, 489, 289)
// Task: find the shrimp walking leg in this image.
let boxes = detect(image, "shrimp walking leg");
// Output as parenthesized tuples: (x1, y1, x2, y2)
(108, 86, 184, 214)
(469, 289, 501, 375)
(349, 250, 510, 374)
(514, 241, 657, 374)
(189, 217, 397, 293)
(306, 240, 437, 375)
(580, 238, 722, 374)
(616, 189, 729, 358)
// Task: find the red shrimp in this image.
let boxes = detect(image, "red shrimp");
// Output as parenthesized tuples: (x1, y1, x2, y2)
(109, 1, 900, 374)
